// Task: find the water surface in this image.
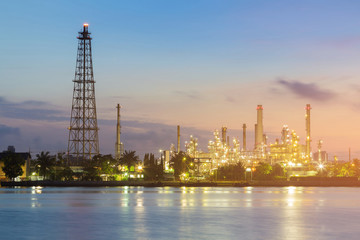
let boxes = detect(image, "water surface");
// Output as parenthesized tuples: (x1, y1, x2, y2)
(0, 186, 359, 239)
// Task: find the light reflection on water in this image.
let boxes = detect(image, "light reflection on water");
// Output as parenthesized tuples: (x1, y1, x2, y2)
(1, 186, 360, 239)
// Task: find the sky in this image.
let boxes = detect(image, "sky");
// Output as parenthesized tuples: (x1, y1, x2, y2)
(1, 0, 360, 160)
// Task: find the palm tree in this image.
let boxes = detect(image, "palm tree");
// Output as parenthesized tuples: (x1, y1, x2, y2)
(119, 150, 140, 172)
(35, 151, 55, 179)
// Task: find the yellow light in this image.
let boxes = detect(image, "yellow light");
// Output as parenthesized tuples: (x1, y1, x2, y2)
(83, 23, 89, 27)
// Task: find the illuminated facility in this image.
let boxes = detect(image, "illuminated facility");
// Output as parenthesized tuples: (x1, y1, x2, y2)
(176, 104, 324, 177)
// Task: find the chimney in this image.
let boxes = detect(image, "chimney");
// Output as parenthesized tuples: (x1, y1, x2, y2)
(115, 104, 121, 159)
(255, 105, 264, 150)
(242, 124, 247, 151)
(177, 125, 180, 153)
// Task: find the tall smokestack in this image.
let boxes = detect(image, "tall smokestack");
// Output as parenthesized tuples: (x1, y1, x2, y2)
(255, 105, 264, 149)
(242, 124, 247, 151)
(177, 125, 180, 153)
(254, 123, 257, 148)
(221, 126, 227, 145)
(305, 104, 311, 160)
(115, 104, 122, 159)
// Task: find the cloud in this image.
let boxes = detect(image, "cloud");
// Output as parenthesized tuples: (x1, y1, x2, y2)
(323, 36, 360, 49)
(0, 124, 20, 137)
(0, 97, 67, 122)
(225, 96, 235, 103)
(277, 79, 337, 101)
(173, 90, 201, 100)
(109, 95, 133, 100)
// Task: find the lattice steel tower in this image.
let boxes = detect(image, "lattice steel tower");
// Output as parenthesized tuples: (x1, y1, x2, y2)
(68, 23, 99, 160)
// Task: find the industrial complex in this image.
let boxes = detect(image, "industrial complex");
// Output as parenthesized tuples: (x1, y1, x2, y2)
(62, 24, 327, 180)
(153, 104, 325, 179)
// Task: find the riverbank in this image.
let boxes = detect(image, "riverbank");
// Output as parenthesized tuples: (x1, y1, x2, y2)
(2, 179, 360, 187)
(0, 180, 245, 187)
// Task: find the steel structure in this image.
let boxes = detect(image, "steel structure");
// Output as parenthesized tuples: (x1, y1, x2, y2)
(68, 24, 99, 160)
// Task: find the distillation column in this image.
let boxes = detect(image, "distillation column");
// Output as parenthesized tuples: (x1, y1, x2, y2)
(222, 126, 227, 145)
(255, 105, 264, 150)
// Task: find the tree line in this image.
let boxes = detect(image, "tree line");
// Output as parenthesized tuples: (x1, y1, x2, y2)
(3, 149, 360, 181)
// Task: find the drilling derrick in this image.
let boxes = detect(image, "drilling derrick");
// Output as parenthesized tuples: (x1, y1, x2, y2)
(68, 23, 99, 160)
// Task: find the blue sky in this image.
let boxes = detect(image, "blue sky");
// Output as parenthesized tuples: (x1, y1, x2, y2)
(1, 0, 360, 159)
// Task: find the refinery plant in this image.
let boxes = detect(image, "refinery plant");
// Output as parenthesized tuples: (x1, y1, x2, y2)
(157, 104, 327, 179)
(64, 24, 326, 180)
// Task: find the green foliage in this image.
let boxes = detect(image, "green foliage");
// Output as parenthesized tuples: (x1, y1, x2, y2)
(110, 174, 122, 181)
(143, 153, 164, 181)
(326, 160, 360, 177)
(35, 151, 56, 179)
(119, 150, 140, 172)
(1, 151, 25, 180)
(253, 162, 273, 180)
(56, 152, 67, 167)
(58, 166, 74, 181)
(217, 162, 245, 181)
(339, 163, 355, 177)
(82, 158, 101, 181)
(252, 162, 287, 180)
(82, 154, 118, 181)
(272, 163, 286, 177)
(169, 151, 194, 180)
(94, 154, 118, 175)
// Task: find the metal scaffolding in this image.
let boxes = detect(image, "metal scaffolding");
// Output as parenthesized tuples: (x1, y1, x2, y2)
(67, 24, 99, 160)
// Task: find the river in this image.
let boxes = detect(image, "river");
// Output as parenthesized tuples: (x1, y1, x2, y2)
(0, 186, 359, 239)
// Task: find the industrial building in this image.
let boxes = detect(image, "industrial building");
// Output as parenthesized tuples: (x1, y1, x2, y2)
(177, 104, 324, 178)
